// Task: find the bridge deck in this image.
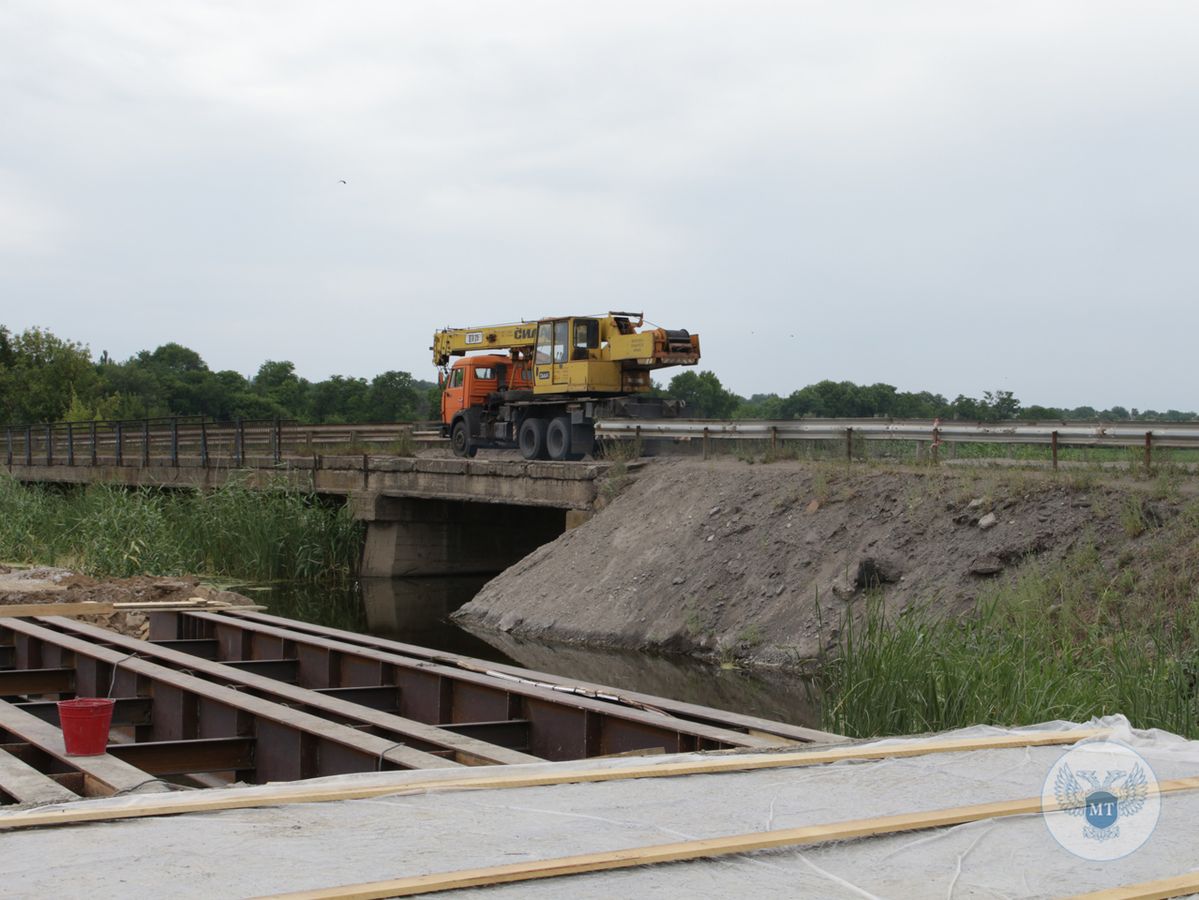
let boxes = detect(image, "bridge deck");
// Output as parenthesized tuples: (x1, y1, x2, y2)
(5, 455, 606, 509)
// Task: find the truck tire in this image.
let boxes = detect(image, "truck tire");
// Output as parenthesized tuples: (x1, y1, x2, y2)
(451, 419, 477, 458)
(546, 415, 572, 461)
(518, 417, 548, 460)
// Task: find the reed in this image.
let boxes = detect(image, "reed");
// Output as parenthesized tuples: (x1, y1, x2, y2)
(811, 553, 1199, 738)
(0, 475, 361, 582)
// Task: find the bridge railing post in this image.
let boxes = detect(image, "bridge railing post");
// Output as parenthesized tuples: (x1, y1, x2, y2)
(236, 418, 244, 467)
(171, 417, 179, 467)
(45, 424, 52, 466)
(115, 423, 123, 466)
(24, 426, 31, 466)
(5, 426, 11, 467)
(200, 420, 209, 468)
(90, 421, 98, 466)
(142, 420, 151, 467)
(67, 423, 74, 466)
(273, 418, 282, 465)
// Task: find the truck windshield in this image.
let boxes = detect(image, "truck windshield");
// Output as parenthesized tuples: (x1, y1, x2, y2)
(535, 323, 552, 365)
(553, 320, 568, 363)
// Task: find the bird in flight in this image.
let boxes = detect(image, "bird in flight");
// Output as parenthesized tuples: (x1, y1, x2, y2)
(338, 179, 347, 184)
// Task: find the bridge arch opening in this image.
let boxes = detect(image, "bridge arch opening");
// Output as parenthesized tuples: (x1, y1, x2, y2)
(358, 496, 572, 578)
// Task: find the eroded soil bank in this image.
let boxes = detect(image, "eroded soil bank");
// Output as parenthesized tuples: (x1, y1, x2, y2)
(454, 458, 1197, 667)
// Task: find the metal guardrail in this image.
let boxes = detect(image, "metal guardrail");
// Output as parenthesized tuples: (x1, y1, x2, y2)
(595, 417, 1199, 468)
(5, 415, 1199, 470)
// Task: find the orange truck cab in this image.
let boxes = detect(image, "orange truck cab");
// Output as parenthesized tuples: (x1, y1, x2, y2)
(440, 354, 532, 430)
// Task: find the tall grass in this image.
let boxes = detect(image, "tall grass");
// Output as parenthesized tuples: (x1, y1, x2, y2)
(811, 553, 1199, 738)
(0, 475, 362, 582)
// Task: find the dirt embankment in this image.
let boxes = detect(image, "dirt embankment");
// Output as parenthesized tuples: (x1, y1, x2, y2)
(454, 458, 1193, 667)
(0, 567, 254, 638)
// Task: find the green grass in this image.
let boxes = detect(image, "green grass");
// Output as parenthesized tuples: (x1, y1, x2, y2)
(690, 435, 1199, 469)
(810, 548, 1199, 739)
(0, 474, 362, 582)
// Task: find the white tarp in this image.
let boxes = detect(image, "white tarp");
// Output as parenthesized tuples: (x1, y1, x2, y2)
(2, 715, 1196, 898)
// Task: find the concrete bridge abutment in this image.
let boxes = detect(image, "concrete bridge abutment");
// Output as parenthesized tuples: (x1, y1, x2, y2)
(355, 493, 570, 577)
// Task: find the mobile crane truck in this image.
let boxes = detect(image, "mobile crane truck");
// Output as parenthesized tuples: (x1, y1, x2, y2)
(432, 313, 700, 460)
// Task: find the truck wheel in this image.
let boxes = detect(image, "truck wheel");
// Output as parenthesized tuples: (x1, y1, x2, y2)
(546, 416, 572, 461)
(518, 417, 548, 460)
(451, 420, 477, 458)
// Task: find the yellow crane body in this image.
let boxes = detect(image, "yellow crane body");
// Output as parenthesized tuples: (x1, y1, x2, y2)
(431, 312, 699, 460)
(432, 312, 700, 397)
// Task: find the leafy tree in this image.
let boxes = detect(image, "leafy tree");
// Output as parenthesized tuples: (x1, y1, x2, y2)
(664, 370, 739, 419)
(309, 375, 370, 423)
(981, 390, 1021, 422)
(0, 327, 97, 423)
(365, 371, 420, 422)
(252, 361, 310, 417)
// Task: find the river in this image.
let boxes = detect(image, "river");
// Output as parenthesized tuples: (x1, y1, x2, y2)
(231, 576, 822, 729)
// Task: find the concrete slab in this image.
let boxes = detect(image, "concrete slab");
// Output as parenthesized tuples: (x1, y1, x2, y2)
(3, 716, 1195, 899)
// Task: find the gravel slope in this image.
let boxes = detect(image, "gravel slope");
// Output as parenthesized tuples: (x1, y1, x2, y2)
(454, 457, 1186, 666)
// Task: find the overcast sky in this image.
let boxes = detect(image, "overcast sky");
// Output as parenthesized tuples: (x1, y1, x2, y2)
(2, 2, 1197, 409)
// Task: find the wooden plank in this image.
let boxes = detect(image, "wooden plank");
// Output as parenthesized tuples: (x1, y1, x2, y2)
(45, 617, 539, 767)
(1066, 872, 1199, 900)
(229, 609, 841, 744)
(0, 746, 78, 804)
(0, 727, 1106, 832)
(0, 699, 166, 798)
(260, 775, 1199, 900)
(4, 618, 455, 774)
(0, 601, 255, 619)
(181, 611, 783, 751)
(0, 602, 115, 618)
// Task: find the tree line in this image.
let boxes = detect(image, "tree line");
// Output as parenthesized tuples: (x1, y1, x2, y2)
(1, 325, 1193, 426)
(0, 326, 438, 425)
(660, 370, 1197, 422)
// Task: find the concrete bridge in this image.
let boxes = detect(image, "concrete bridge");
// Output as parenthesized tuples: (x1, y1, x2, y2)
(4, 454, 606, 578)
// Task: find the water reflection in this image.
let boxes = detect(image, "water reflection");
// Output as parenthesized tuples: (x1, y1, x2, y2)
(360, 576, 515, 662)
(236, 577, 820, 728)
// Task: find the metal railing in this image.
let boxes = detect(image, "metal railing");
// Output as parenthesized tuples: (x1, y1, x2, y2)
(2, 418, 441, 470)
(5, 415, 1199, 470)
(595, 418, 1199, 468)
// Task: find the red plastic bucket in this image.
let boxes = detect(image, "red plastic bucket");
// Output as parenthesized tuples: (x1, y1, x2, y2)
(57, 698, 115, 756)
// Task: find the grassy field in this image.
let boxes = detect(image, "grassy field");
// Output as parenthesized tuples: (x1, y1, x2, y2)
(0, 475, 362, 582)
(811, 536, 1199, 739)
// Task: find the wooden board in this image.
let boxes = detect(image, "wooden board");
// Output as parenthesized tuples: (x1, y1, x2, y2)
(262, 775, 1199, 899)
(0, 600, 249, 618)
(0, 602, 115, 618)
(0, 699, 168, 798)
(0, 727, 1106, 832)
(1066, 872, 1199, 900)
(51, 616, 540, 768)
(0, 747, 78, 804)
